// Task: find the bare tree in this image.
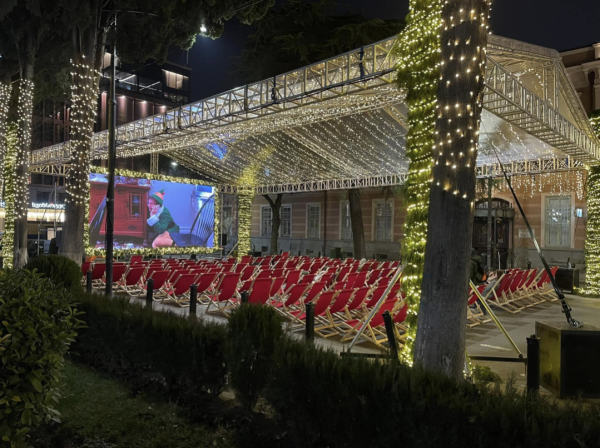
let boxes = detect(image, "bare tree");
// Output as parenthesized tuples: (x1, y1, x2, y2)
(348, 189, 366, 259)
(414, 0, 492, 380)
(264, 194, 283, 255)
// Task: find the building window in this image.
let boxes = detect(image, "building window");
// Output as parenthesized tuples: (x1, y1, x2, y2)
(341, 201, 353, 240)
(261, 206, 272, 237)
(162, 70, 189, 90)
(545, 195, 572, 247)
(281, 205, 292, 238)
(374, 200, 393, 242)
(307, 204, 320, 239)
(37, 192, 50, 202)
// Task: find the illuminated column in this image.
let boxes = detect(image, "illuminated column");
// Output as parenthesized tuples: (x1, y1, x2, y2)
(394, 0, 445, 363)
(237, 190, 254, 260)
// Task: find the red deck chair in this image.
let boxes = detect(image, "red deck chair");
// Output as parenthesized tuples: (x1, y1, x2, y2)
(235, 263, 248, 273)
(100, 263, 127, 289)
(287, 290, 338, 332)
(91, 263, 106, 285)
(130, 255, 143, 264)
(162, 273, 197, 307)
(240, 265, 255, 282)
(302, 274, 317, 284)
(240, 255, 253, 265)
(205, 273, 241, 316)
(274, 283, 311, 315)
(318, 289, 355, 337)
(118, 267, 145, 296)
(272, 268, 285, 278)
(81, 261, 91, 277)
(283, 270, 301, 288)
(269, 277, 286, 303)
(340, 299, 399, 345)
(196, 273, 219, 304)
(303, 281, 327, 304)
(333, 281, 347, 291)
(490, 271, 521, 313)
(246, 278, 274, 305)
(256, 269, 273, 279)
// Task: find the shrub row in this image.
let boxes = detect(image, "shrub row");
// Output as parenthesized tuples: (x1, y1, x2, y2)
(70, 293, 600, 448)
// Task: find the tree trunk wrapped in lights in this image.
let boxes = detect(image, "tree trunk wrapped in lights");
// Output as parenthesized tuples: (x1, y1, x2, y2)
(0, 83, 11, 198)
(2, 123, 18, 268)
(581, 166, 600, 296)
(61, 57, 100, 263)
(238, 191, 255, 260)
(394, 0, 444, 363)
(414, 0, 492, 380)
(13, 78, 35, 268)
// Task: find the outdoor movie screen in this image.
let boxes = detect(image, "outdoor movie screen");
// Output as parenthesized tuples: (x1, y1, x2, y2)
(88, 173, 215, 250)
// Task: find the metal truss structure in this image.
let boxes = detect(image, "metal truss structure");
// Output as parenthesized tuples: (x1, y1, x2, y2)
(28, 34, 600, 195)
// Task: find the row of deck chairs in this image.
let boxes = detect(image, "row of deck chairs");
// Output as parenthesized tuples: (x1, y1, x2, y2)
(81, 254, 406, 347)
(466, 266, 560, 327)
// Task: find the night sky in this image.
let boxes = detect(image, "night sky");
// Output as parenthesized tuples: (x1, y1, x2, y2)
(174, 0, 600, 102)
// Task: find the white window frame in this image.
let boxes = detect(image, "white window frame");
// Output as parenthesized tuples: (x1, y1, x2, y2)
(541, 193, 575, 249)
(339, 200, 353, 240)
(280, 204, 292, 238)
(306, 203, 321, 239)
(372, 199, 394, 242)
(261, 205, 273, 237)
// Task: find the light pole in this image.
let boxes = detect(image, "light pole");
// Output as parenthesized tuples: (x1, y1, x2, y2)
(105, 12, 117, 296)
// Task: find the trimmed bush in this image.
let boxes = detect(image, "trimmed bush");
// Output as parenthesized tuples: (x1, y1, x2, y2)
(73, 294, 228, 404)
(227, 304, 284, 410)
(25, 255, 83, 295)
(70, 293, 600, 448)
(0, 269, 83, 447)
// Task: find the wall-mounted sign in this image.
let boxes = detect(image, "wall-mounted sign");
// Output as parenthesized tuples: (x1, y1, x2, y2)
(0, 201, 65, 210)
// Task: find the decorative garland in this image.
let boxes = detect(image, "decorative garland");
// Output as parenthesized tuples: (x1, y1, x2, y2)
(394, 0, 444, 363)
(237, 191, 254, 260)
(1, 124, 18, 268)
(85, 167, 220, 257)
(0, 83, 11, 200)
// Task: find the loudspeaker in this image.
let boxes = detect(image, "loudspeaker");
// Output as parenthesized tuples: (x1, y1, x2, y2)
(555, 268, 579, 294)
(221, 233, 228, 246)
(537, 321, 600, 398)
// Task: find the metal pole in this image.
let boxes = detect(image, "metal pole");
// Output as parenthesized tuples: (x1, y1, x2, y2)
(382, 310, 398, 360)
(146, 278, 154, 308)
(189, 284, 197, 316)
(348, 263, 406, 352)
(305, 302, 315, 341)
(526, 334, 540, 395)
(487, 178, 492, 270)
(470, 280, 523, 357)
(86, 270, 93, 293)
(105, 11, 117, 297)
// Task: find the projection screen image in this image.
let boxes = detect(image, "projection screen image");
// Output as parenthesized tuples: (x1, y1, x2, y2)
(89, 173, 215, 250)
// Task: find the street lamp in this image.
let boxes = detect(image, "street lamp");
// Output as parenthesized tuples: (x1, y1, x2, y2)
(200, 25, 207, 33)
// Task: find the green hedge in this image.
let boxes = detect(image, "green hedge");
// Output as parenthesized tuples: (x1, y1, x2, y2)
(0, 269, 83, 447)
(72, 294, 600, 448)
(73, 294, 228, 405)
(25, 255, 83, 295)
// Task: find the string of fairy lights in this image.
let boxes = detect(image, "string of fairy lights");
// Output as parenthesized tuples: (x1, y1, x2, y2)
(0, 83, 11, 199)
(14, 80, 34, 219)
(394, 0, 445, 363)
(1, 123, 17, 268)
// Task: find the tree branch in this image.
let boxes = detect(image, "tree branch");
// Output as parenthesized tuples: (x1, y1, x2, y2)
(263, 194, 275, 207)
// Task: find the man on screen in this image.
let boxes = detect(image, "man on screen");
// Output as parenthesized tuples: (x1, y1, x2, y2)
(147, 189, 180, 248)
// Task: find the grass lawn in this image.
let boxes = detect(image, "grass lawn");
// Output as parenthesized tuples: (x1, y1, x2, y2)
(32, 361, 233, 448)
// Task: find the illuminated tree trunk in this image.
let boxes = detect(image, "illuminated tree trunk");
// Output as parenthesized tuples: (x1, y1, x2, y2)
(61, 26, 105, 264)
(583, 166, 600, 295)
(2, 123, 17, 268)
(13, 69, 35, 268)
(348, 189, 366, 259)
(414, 0, 492, 380)
(264, 194, 282, 255)
(0, 81, 11, 199)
